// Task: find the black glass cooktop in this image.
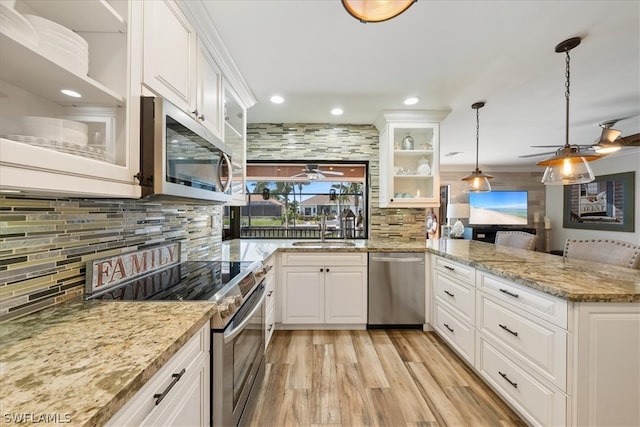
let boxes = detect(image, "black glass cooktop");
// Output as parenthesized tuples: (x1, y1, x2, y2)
(86, 261, 260, 302)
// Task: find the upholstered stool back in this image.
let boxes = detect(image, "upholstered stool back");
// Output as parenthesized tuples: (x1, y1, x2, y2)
(563, 239, 640, 269)
(494, 231, 538, 251)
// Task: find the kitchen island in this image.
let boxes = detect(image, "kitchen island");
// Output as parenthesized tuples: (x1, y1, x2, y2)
(223, 238, 640, 302)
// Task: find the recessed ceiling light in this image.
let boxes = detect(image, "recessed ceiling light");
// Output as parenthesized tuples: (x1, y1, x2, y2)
(403, 96, 420, 105)
(61, 89, 82, 98)
(444, 151, 463, 157)
(270, 95, 284, 104)
(331, 108, 343, 116)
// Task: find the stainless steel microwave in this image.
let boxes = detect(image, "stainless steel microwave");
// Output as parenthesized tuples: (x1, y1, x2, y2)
(139, 96, 232, 202)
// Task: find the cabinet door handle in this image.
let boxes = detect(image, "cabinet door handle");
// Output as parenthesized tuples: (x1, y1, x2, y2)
(267, 324, 274, 332)
(499, 371, 518, 389)
(326, 268, 330, 272)
(153, 368, 186, 406)
(499, 323, 519, 337)
(192, 109, 199, 116)
(444, 265, 455, 272)
(443, 323, 454, 333)
(444, 290, 455, 298)
(320, 268, 324, 272)
(499, 288, 519, 299)
(267, 290, 273, 297)
(198, 114, 205, 121)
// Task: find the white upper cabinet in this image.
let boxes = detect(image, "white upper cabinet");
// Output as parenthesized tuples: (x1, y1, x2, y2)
(0, 0, 142, 197)
(142, 0, 223, 141)
(375, 110, 450, 208)
(142, 0, 196, 111)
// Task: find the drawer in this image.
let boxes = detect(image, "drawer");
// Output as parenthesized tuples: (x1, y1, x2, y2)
(477, 336, 566, 427)
(433, 302, 474, 365)
(477, 293, 567, 390)
(477, 271, 567, 329)
(282, 252, 367, 266)
(433, 256, 475, 284)
(107, 321, 210, 426)
(265, 305, 276, 348)
(433, 270, 475, 324)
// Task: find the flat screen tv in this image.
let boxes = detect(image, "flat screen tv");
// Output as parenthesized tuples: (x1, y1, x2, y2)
(469, 191, 528, 225)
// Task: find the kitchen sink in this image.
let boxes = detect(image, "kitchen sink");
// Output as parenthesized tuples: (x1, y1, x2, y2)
(292, 241, 357, 247)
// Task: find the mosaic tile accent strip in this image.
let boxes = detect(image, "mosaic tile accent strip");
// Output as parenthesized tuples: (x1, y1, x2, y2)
(0, 197, 222, 321)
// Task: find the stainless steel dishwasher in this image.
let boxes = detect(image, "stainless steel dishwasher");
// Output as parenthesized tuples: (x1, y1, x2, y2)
(368, 252, 425, 327)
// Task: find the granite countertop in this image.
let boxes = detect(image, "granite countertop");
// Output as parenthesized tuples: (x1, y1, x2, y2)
(222, 238, 640, 303)
(0, 300, 216, 427)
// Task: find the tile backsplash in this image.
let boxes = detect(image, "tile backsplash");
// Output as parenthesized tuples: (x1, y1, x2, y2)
(0, 197, 222, 321)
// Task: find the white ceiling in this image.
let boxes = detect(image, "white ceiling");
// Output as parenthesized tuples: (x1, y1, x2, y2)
(199, 0, 640, 169)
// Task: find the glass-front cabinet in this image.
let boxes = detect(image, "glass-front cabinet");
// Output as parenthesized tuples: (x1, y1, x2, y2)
(0, 0, 141, 198)
(375, 110, 450, 208)
(223, 81, 246, 204)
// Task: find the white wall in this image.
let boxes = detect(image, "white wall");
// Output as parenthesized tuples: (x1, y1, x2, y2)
(546, 149, 640, 251)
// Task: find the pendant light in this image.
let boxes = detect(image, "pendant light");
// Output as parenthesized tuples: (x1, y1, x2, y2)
(342, 0, 417, 23)
(538, 37, 600, 185)
(461, 101, 492, 193)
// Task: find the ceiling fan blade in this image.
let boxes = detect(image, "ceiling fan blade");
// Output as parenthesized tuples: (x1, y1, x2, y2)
(313, 170, 344, 176)
(517, 151, 557, 158)
(619, 132, 640, 147)
(530, 144, 592, 148)
(599, 128, 622, 143)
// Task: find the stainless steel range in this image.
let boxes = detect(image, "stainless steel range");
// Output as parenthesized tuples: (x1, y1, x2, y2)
(86, 256, 269, 427)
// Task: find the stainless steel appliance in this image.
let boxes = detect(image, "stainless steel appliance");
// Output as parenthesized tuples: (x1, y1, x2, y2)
(86, 259, 269, 427)
(139, 96, 232, 202)
(368, 252, 425, 327)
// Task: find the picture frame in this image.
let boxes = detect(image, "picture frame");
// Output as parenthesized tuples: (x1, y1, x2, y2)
(563, 171, 635, 232)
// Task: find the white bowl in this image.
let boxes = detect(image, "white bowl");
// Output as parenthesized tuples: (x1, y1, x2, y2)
(19, 116, 88, 146)
(0, 2, 39, 47)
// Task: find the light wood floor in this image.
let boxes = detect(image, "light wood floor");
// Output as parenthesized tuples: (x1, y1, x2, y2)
(248, 329, 526, 427)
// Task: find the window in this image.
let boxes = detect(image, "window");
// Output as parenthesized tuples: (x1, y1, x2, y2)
(224, 161, 368, 240)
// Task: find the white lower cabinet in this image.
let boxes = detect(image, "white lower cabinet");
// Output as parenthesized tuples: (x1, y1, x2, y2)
(477, 335, 566, 427)
(431, 254, 640, 427)
(106, 322, 210, 427)
(281, 252, 367, 326)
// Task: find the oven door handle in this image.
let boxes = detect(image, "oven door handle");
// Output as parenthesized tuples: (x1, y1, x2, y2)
(223, 288, 266, 344)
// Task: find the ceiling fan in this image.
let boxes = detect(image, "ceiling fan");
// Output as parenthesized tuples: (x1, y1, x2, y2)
(290, 164, 344, 181)
(518, 116, 640, 159)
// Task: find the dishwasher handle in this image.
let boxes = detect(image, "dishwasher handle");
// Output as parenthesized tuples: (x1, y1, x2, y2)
(370, 256, 424, 263)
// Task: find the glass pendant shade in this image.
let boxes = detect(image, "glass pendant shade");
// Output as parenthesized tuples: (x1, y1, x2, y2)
(462, 169, 492, 192)
(537, 148, 597, 185)
(342, 0, 416, 23)
(462, 101, 492, 193)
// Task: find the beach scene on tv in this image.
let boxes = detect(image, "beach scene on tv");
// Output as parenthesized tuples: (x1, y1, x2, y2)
(469, 191, 528, 225)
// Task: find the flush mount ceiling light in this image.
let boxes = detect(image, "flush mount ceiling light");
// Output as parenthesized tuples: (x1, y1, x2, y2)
(342, 0, 417, 23)
(403, 96, 420, 105)
(331, 108, 344, 116)
(537, 37, 600, 185)
(60, 89, 81, 98)
(270, 95, 284, 104)
(461, 101, 492, 193)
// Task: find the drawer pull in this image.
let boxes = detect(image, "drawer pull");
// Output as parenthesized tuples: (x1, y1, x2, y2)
(499, 288, 519, 299)
(444, 290, 455, 298)
(443, 323, 454, 333)
(267, 290, 274, 297)
(444, 265, 455, 272)
(499, 371, 518, 389)
(153, 368, 186, 405)
(499, 323, 519, 337)
(267, 323, 274, 332)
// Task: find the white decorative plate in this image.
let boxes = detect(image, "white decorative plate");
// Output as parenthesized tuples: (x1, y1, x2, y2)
(3, 135, 113, 163)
